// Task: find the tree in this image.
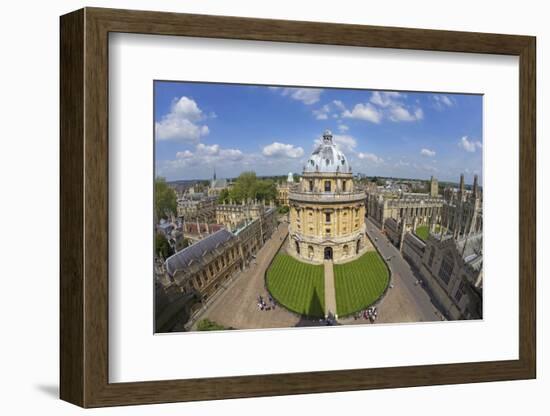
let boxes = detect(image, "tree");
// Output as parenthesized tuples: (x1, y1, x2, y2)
(155, 233, 174, 259)
(254, 178, 277, 202)
(217, 188, 230, 204)
(154, 177, 177, 220)
(277, 205, 289, 214)
(229, 171, 277, 203)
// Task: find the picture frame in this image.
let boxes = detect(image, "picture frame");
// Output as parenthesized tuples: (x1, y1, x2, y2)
(60, 7, 536, 408)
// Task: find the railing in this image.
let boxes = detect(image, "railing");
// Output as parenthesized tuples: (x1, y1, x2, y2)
(289, 190, 366, 203)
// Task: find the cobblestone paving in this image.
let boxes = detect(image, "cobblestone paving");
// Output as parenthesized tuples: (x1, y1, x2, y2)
(192, 222, 305, 330)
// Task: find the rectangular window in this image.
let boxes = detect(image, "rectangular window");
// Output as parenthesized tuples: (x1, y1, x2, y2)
(324, 181, 331, 192)
(325, 212, 331, 222)
(454, 281, 466, 302)
(309, 180, 314, 192)
(438, 254, 454, 285)
(342, 180, 347, 191)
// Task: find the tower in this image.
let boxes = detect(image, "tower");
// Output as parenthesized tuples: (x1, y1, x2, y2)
(288, 130, 366, 263)
(472, 174, 479, 200)
(458, 173, 465, 202)
(429, 175, 438, 198)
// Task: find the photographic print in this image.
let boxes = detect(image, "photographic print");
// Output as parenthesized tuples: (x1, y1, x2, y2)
(154, 82, 483, 333)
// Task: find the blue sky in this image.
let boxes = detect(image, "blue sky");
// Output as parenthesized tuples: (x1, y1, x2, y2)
(154, 81, 482, 184)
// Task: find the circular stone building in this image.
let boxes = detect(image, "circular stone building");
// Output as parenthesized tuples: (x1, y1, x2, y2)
(288, 130, 367, 263)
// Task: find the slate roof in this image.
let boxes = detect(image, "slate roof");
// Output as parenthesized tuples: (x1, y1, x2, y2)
(211, 178, 228, 188)
(457, 233, 483, 271)
(165, 229, 235, 277)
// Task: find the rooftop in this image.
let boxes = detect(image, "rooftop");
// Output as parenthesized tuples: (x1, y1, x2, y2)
(165, 229, 235, 277)
(303, 130, 352, 174)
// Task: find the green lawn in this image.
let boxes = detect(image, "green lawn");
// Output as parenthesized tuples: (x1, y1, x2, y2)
(415, 225, 441, 242)
(334, 251, 389, 317)
(266, 253, 325, 318)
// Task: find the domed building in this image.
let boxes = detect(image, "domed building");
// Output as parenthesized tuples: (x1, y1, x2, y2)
(288, 130, 368, 263)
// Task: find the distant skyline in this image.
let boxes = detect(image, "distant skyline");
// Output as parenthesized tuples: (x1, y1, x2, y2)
(154, 81, 483, 184)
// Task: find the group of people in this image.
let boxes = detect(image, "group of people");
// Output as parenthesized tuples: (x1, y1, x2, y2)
(257, 294, 277, 311)
(353, 306, 379, 322)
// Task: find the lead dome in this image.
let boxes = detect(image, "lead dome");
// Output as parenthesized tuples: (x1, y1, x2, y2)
(303, 130, 352, 174)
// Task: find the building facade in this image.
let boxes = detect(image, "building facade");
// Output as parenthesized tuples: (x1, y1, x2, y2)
(367, 193, 444, 231)
(176, 194, 217, 224)
(288, 130, 368, 263)
(215, 200, 277, 234)
(401, 232, 483, 320)
(440, 174, 483, 238)
(276, 172, 296, 206)
(157, 206, 279, 331)
(369, 173, 483, 320)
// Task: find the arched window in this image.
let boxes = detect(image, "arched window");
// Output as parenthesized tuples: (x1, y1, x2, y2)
(309, 180, 314, 192)
(324, 181, 331, 192)
(438, 251, 454, 285)
(342, 180, 347, 191)
(343, 245, 349, 255)
(295, 241, 300, 254)
(308, 245, 314, 259)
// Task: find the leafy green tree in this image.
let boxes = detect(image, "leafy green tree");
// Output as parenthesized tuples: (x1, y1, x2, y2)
(277, 205, 289, 214)
(229, 171, 277, 203)
(154, 177, 177, 220)
(217, 188, 230, 204)
(229, 171, 256, 202)
(155, 233, 174, 259)
(254, 178, 277, 202)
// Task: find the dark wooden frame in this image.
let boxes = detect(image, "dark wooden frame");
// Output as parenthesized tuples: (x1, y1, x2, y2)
(60, 7, 536, 408)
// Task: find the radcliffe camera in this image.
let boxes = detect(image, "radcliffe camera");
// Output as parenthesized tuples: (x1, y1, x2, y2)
(153, 82, 483, 333)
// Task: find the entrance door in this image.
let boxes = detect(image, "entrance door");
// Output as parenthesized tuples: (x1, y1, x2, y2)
(324, 247, 333, 260)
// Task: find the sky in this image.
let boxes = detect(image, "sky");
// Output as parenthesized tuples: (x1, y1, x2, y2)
(154, 81, 483, 184)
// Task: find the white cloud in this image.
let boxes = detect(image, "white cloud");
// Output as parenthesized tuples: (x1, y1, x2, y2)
(358, 152, 383, 164)
(312, 104, 331, 120)
(340, 91, 422, 123)
(370, 91, 402, 108)
(273, 87, 322, 105)
(196, 143, 220, 155)
(176, 150, 193, 159)
(458, 136, 482, 152)
(432, 94, 455, 110)
(333, 135, 357, 153)
(342, 103, 382, 123)
(420, 148, 436, 157)
(313, 134, 357, 154)
(332, 100, 347, 111)
(155, 96, 210, 142)
(388, 105, 424, 122)
(220, 148, 244, 160)
(262, 142, 305, 158)
(338, 124, 349, 132)
(174, 143, 243, 166)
